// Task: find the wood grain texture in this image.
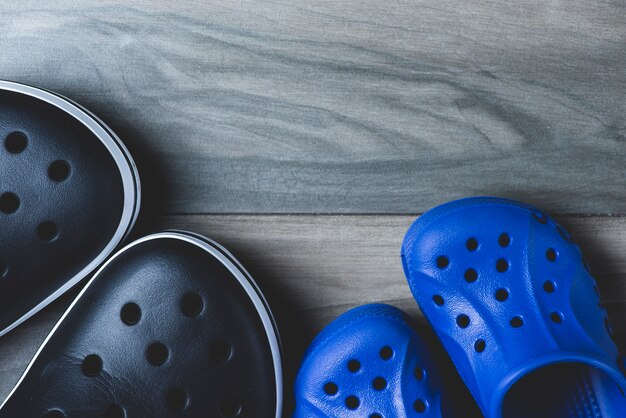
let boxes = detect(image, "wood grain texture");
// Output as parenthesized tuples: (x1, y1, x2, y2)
(0, 214, 624, 411)
(1, 1, 625, 213)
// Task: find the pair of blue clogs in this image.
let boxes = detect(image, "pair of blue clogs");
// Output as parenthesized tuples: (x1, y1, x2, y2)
(294, 198, 626, 417)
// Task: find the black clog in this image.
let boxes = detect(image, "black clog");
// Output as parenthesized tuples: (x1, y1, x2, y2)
(0, 80, 140, 336)
(0, 231, 283, 418)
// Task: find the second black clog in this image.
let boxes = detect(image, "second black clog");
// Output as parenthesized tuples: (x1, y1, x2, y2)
(0, 231, 283, 418)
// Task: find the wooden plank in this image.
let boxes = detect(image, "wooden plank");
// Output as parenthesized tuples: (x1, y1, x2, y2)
(0, 214, 624, 407)
(2, 1, 626, 213)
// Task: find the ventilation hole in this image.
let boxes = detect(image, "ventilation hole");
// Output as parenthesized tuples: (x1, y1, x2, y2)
(546, 248, 557, 262)
(345, 395, 360, 410)
(496, 258, 509, 272)
(510, 316, 524, 328)
(495, 289, 509, 302)
(372, 377, 387, 391)
(370, 414, 383, 418)
(81, 354, 103, 377)
(466, 237, 478, 251)
(436, 256, 449, 269)
(498, 233, 511, 247)
(475, 339, 486, 353)
(219, 397, 242, 417)
(543, 281, 556, 293)
(44, 410, 66, 418)
(0, 192, 20, 214)
(181, 293, 204, 317)
(432, 295, 444, 306)
(4, 132, 27, 154)
(550, 312, 563, 324)
(464, 268, 478, 283)
(146, 342, 169, 366)
(413, 399, 427, 413)
(120, 302, 141, 325)
(47, 160, 71, 182)
(379, 346, 393, 360)
(103, 404, 125, 418)
(0, 260, 7, 278)
(37, 221, 59, 241)
(210, 340, 233, 363)
(456, 314, 470, 328)
(166, 387, 188, 411)
(347, 359, 361, 373)
(324, 382, 338, 396)
(414, 367, 425, 381)
(532, 212, 548, 224)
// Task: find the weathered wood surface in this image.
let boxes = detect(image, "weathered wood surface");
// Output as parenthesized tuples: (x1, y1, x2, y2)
(0, 214, 624, 411)
(1, 1, 624, 414)
(1, 1, 625, 213)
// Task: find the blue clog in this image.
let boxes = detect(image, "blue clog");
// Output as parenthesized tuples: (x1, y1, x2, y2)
(401, 197, 626, 418)
(294, 304, 444, 417)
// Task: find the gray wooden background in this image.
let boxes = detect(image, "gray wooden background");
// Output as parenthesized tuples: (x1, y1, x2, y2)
(0, 1, 625, 416)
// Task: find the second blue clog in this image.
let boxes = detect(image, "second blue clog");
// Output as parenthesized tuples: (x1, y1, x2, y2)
(401, 197, 626, 418)
(294, 304, 447, 417)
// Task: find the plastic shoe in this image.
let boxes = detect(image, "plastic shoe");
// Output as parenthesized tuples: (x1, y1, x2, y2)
(401, 197, 626, 418)
(0, 231, 283, 418)
(0, 80, 140, 336)
(294, 304, 445, 417)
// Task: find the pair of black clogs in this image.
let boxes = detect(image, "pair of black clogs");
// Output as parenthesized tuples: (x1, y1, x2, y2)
(0, 81, 281, 417)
